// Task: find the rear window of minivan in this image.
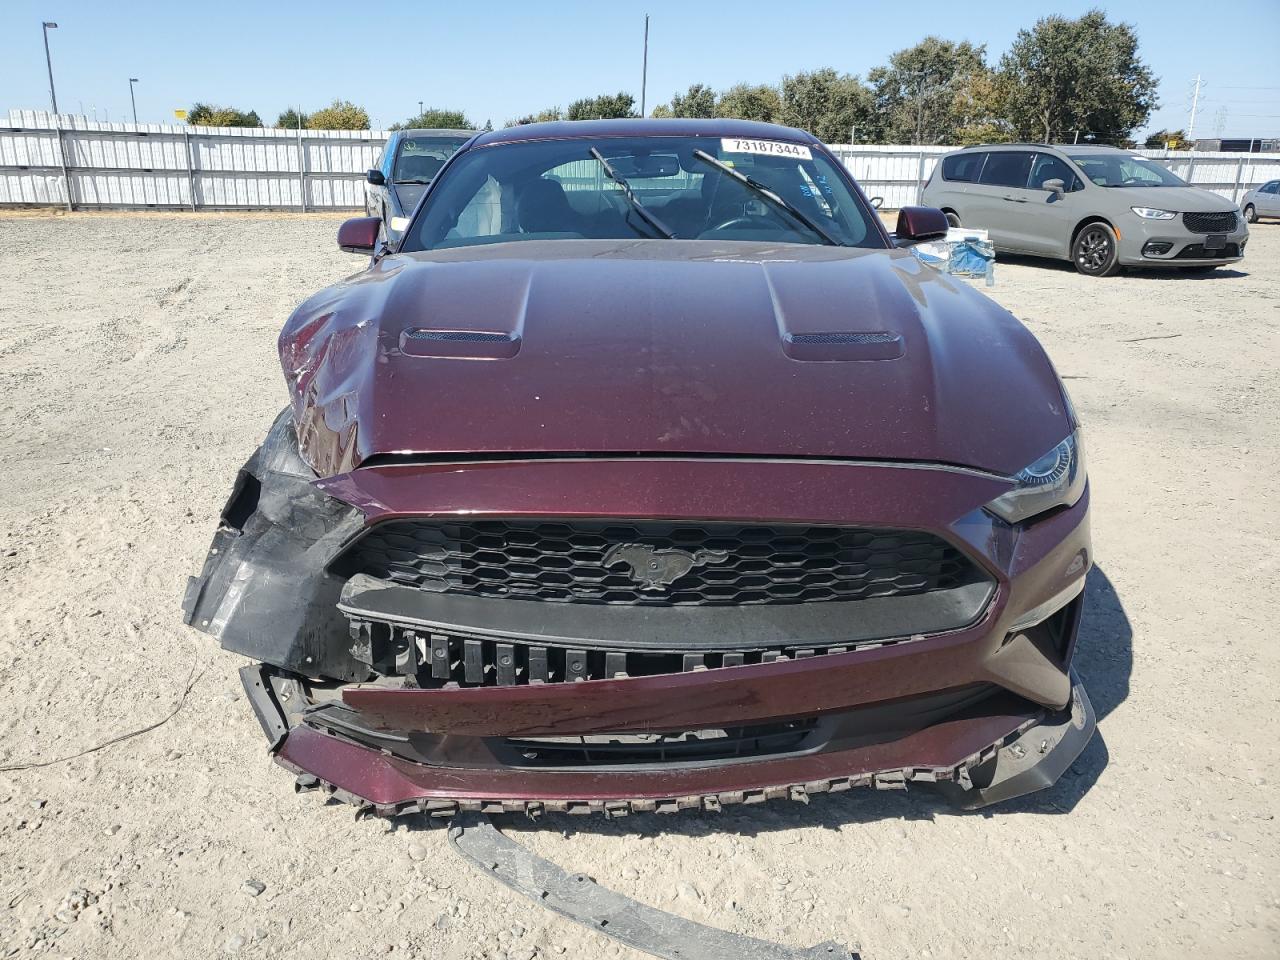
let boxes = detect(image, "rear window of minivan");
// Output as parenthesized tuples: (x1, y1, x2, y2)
(941, 153, 984, 183)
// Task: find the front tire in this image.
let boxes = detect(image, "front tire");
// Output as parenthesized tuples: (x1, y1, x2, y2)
(1243, 204, 1258, 224)
(944, 211, 962, 228)
(1072, 223, 1121, 277)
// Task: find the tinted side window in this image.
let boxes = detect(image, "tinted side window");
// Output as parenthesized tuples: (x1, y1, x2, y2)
(1030, 154, 1082, 192)
(380, 137, 396, 179)
(1262, 181, 1279, 194)
(942, 153, 984, 183)
(979, 152, 1034, 188)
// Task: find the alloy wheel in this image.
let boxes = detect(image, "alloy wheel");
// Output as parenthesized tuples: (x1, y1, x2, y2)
(1075, 226, 1116, 275)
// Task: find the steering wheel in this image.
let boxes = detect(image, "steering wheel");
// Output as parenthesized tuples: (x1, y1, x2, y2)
(706, 214, 779, 233)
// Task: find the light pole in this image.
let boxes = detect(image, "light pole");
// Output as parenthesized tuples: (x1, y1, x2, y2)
(42, 21, 59, 115)
(418, 100, 423, 116)
(640, 15, 649, 117)
(129, 78, 139, 124)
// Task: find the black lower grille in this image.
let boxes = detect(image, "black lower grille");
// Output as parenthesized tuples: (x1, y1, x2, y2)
(1181, 211, 1237, 233)
(1175, 242, 1240, 259)
(504, 718, 821, 767)
(338, 519, 979, 607)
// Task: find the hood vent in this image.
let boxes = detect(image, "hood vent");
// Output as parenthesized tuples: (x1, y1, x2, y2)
(400, 328, 521, 360)
(406, 329, 512, 343)
(783, 331, 903, 362)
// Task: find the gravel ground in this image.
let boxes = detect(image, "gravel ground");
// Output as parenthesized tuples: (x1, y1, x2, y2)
(0, 210, 1276, 960)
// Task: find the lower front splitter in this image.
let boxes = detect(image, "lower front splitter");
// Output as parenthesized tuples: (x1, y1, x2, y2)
(262, 675, 1094, 816)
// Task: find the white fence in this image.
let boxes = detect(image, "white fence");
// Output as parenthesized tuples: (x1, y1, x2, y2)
(0, 110, 386, 210)
(3, 110, 1278, 211)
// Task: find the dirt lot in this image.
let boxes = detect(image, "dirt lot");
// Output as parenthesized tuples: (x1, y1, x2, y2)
(0, 211, 1276, 960)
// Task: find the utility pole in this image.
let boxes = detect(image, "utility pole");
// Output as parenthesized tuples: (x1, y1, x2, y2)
(1187, 74, 1203, 141)
(42, 22, 59, 114)
(129, 78, 139, 123)
(640, 15, 649, 117)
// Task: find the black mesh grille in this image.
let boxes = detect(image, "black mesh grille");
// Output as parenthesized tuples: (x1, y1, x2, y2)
(1181, 211, 1237, 233)
(404, 329, 512, 343)
(338, 520, 979, 607)
(788, 332, 896, 345)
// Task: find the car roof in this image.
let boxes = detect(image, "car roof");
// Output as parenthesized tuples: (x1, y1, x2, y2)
(393, 129, 476, 139)
(958, 143, 1134, 154)
(472, 117, 821, 147)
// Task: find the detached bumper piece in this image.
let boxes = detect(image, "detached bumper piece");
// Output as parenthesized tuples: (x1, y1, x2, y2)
(243, 662, 1095, 818)
(450, 813, 858, 959)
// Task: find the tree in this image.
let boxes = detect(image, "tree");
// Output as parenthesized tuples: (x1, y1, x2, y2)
(186, 103, 261, 127)
(508, 106, 564, 126)
(778, 69, 878, 144)
(305, 100, 369, 130)
(996, 9, 1158, 144)
(656, 83, 717, 119)
(276, 108, 309, 129)
(1143, 128, 1189, 149)
(716, 83, 783, 124)
(867, 37, 991, 144)
(566, 93, 637, 121)
(389, 108, 474, 131)
(952, 71, 1015, 145)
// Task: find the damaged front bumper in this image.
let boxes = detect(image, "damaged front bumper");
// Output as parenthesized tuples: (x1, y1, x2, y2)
(243, 661, 1095, 817)
(187, 411, 1097, 816)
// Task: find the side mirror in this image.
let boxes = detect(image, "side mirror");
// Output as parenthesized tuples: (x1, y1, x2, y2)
(338, 216, 382, 254)
(869, 196, 884, 210)
(894, 206, 950, 245)
(366, 169, 385, 185)
(1043, 178, 1065, 197)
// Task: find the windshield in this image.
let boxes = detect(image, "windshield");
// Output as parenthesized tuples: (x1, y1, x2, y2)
(392, 136, 470, 183)
(1067, 153, 1188, 188)
(400, 135, 880, 251)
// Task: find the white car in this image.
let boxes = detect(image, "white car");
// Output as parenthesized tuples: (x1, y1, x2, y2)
(1241, 180, 1280, 223)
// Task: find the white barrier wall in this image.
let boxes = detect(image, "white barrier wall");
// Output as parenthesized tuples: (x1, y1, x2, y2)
(3, 110, 1278, 211)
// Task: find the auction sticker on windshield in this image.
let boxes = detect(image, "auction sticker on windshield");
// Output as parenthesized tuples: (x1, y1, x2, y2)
(721, 138, 812, 160)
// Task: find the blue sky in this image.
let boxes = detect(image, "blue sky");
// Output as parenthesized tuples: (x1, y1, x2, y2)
(2, 0, 1277, 138)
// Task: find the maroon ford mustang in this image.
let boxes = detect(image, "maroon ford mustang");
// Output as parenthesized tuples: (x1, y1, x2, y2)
(184, 119, 1094, 817)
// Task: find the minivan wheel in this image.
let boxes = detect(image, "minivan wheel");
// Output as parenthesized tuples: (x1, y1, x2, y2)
(1072, 223, 1121, 277)
(1243, 204, 1258, 224)
(944, 211, 962, 228)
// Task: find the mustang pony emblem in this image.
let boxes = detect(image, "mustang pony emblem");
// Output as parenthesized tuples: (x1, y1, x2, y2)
(602, 543, 729, 591)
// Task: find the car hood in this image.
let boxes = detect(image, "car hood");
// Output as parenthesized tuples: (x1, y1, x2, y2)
(390, 183, 427, 215)
(280, 240, 1071, 477)
(1106, 184, 1238, 212)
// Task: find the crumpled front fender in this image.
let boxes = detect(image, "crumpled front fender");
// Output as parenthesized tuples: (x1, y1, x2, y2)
(182, 409, 370, 681)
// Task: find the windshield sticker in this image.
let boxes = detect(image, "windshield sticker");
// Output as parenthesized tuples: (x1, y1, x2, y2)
(720, 138, 812, 160)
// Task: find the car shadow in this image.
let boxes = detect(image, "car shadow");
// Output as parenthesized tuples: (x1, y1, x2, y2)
(482, 565, 1133, 839)
(996, 251, 1247, 280)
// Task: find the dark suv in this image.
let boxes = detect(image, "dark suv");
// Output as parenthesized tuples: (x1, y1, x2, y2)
(922, 143, 1248, 275)
(186, 119, 1094, 818)
(365, 128, 473, 239)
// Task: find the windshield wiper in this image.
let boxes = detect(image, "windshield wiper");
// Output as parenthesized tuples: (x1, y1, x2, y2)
(692, 149, 840, 246)
(589, 147, 676, 239)
(394, 178, 432, 184)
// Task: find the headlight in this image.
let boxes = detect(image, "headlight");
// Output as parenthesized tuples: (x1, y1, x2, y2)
(986, 431, 1086, 524)
(1131, 207, 1176, 220)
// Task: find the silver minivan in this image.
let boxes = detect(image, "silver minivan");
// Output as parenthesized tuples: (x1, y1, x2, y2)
(921, 144, 1248, 276)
